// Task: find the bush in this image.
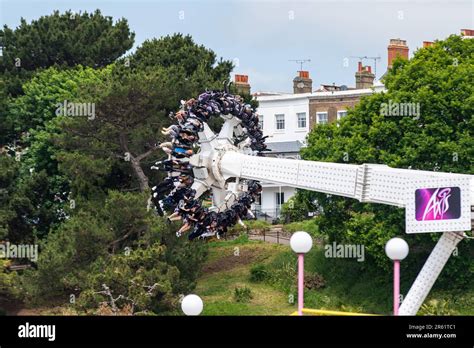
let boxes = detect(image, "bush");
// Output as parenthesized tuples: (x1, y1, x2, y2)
(304, 273, 326, 290)
(281, 195, 314, 222)
(0, 260, 21, 299)
(234, 286, 253, 303)
(283, 218, 320, 236)
(21, 211, 113, 300)
(419, 299, 454, 316)
(77, 243, 180, 315)
(249, 264, 268, 282)
(227, 220, 271, 235)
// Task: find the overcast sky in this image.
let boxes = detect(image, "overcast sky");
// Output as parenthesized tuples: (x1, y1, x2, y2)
(1, 0, 473, 92)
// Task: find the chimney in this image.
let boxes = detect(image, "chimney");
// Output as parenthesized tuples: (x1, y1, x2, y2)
(234, 74, 251, 95)
(461, 29, 474, 37)
(423, 41, 434, 48)
(387, 38, 409, 69)
(355, 64, 375, 89)
(293, 70, 312, 94)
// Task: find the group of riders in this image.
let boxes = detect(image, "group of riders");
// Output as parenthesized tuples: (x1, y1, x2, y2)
(150, 91, 267, 240)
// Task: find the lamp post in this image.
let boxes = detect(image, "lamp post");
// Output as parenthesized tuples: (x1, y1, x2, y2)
(290, 231, 313, 316)
(385, 238, 409, 316)
(181, 294, 203, 316)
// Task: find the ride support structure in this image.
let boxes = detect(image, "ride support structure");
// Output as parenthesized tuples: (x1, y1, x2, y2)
(189, 117, 473, 316)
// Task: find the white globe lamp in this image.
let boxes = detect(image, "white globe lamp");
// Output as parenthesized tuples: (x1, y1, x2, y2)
(181, 294, 203, 316)
(290, 231, 313, 254)
(385, 237, 409, 261)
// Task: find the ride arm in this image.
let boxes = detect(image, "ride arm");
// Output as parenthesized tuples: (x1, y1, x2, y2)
(220, 151, 474, 208)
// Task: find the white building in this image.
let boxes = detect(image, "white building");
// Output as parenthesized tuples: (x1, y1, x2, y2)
(257, 93, 310, 143)
(253, 93, 310, 220)
(252, 77, 385, 220)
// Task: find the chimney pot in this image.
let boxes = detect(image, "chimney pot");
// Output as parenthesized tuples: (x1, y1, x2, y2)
(388, 38, 409, 69)
(423, 41, 434, 48)
(355, 64, 375, 89)
(234, 74, 251, 95)
(235, 74, 249, 83)
(293, 71, 312, 94)
(298, 70, 309, 78)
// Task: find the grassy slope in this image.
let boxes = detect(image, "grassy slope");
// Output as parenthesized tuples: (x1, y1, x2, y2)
(196, 237, 295, 315)
(196, 236, 474, 316)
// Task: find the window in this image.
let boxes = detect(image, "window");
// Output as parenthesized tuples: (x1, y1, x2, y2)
(297, 112, 306, 128)
(275, 192, 285, 206)
(337, 110, 348, 120)
(316, 112, 328, 124)
(275, 114, 285, 130)
(258, 114, 264, 129)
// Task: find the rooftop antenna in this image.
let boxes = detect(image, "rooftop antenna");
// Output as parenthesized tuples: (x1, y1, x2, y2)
(350, 55, 381, 78)
(289, 59, 311, 71)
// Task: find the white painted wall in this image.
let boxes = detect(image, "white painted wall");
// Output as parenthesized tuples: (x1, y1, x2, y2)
(259, 185, 297, 217)
(256, 94, 310, 143)
(254, 94, 310, 217)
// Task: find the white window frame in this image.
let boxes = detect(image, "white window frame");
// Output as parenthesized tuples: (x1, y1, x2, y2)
(337, 110, 348, 120)
(275, 192, 285, 206)
(316, 112, 328, 124)
(296, 112, 307, 129)
(275, 114, 285, 131)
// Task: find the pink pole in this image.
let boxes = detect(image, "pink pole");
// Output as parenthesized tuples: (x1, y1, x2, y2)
(393, 260, 400, 316)
(298, 253, 304, 316)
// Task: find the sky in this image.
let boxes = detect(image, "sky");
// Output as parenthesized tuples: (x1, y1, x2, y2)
(1, 0, 473, 93)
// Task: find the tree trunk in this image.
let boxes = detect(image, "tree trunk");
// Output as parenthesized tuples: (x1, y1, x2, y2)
(119, 132, 151, 192)
(131, 157, 149, 191)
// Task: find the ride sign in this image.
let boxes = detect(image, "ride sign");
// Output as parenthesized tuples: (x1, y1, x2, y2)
(406, 178, 471, 233)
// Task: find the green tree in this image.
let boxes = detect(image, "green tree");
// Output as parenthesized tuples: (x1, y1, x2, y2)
(297, 35, 473, 287)
(0, 66, 111, 242)
(0, 9, 134, 143)
(59, 34, 233, 192)
(0, 9, 133, 79)
(125, 34, 232, 83)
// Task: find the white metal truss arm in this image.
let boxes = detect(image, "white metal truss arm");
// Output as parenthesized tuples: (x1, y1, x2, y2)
(220, 151, 361, 200)
(219, 151, 474, 207)
(399, 232, 465, 315)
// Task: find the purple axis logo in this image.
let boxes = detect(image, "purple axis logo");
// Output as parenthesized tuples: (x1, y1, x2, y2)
(415, 187, 461, 221)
